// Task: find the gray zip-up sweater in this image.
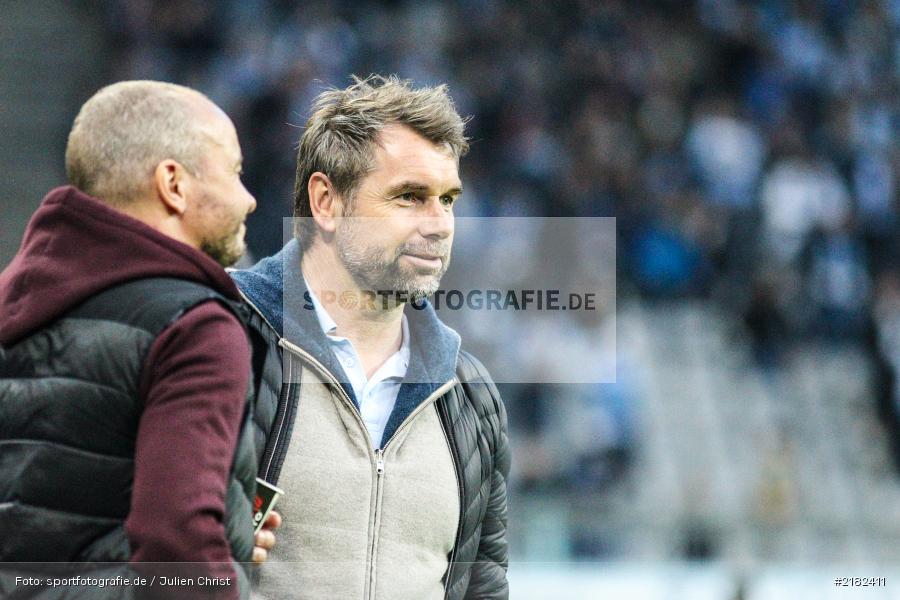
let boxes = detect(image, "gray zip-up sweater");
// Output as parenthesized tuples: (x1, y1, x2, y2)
(232, 240, 510, 599)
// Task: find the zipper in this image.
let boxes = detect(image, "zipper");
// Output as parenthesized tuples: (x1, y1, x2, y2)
(277, 337, 377, 600)
(283, 334, 458, 598)
(368, 448, 385, 598)
(279, 338, 359, 420)
(375, 448, 385, 475)
(362, 381, 455, 599)
(238, 290, 292, 482)
(437, 397, 465, 599)
(239, 288, 457, 480)
(261, 359, 293, 481)
(378, 378, 457, 450)
(278, 337, 457, 453)
(241, 282, 468, 597)
(276, 334, 459, 600)
(236, 288, 279, 343)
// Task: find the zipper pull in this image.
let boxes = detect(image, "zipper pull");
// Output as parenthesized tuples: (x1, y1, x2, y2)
(375, 449, 385, 476)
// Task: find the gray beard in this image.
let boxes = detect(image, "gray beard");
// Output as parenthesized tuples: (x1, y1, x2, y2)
(201, 232, 243, 267)
(335, 223, 450, 303)
(201, 222, 244, 267)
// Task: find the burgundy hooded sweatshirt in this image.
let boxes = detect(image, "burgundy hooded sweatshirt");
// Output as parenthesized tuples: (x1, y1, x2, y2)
(0, 186, 250, 588)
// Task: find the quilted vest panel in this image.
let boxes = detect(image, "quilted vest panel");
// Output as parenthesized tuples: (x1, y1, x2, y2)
(0, 278, 256, 576)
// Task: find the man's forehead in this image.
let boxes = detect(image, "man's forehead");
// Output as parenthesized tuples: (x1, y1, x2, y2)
(195, 108, 240, 155)
(371, 125, 460, 185)
(376, 161, 462, 193)
(374, 124, 456, 161)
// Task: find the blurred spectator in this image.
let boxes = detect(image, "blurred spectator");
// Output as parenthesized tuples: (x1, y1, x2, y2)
(627, 214, 711, 297)
(570, 377, 637, 494)
(685, 96, 766, 210)
(873, 271, 900, 469)
(759, 155, 851, 265)
(743, 277, 789, 370)
(805, 222, 871, 338)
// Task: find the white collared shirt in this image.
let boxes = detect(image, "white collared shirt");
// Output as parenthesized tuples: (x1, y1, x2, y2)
(306, 287, 410, 448)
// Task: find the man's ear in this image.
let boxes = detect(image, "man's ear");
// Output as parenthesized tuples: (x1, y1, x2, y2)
(307, 172, 340, 234)
(153, 159, 191, 216)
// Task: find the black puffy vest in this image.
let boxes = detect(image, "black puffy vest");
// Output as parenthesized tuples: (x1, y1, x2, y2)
(0, 278, 257, 594)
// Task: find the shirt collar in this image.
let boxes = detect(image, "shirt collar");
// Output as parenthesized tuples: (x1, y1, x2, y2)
(232, 239, 461, 389)
(306, 284, 411, 371)
(306, 284, 339, 335)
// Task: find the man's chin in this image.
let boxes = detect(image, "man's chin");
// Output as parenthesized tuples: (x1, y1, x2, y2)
(365, 279, 440, 303)
(216, 252, 242, 268)
(202, 238, 246, 268)
(397, 261, 446, 284)
(399, 280, 442, 302)
(397, 275, 441, 299)
(347, 261, 444, 304)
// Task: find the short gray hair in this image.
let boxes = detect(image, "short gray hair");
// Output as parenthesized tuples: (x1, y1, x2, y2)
(65, 80, 215, 205)
(293, 75, 469, 245)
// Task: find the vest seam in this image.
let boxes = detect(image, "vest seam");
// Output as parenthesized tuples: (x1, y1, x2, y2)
(0, 439, 135, 462)
(4, 374, 134, 398)
(0, 501, 124, 523)
(51, 316, 158, 336)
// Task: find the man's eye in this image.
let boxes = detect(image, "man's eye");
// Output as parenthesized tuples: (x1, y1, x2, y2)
(440, 195, 455, 206)
(399, 192, 419, 202)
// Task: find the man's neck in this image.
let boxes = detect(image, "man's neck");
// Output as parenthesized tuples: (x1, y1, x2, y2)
(300, 243, 404, 378)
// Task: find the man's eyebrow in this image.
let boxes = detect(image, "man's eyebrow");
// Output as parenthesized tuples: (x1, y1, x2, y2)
(386, 181, 463, 196)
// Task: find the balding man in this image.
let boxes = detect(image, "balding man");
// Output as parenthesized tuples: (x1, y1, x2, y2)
(0, 81, 262, 599)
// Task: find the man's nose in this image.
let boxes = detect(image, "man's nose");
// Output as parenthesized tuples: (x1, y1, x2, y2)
(417, 197, 453, 238)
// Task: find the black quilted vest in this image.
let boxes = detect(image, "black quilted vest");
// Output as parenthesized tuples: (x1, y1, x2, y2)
(0, 278, 257, 594)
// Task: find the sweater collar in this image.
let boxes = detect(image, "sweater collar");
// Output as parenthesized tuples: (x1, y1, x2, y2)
(230, 239, 461, 390)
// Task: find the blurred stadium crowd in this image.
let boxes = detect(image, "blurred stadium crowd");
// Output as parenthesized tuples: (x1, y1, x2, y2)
(93, 0, 899, 564)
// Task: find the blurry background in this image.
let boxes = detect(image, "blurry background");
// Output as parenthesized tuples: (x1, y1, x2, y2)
(1, 1, 899, 597)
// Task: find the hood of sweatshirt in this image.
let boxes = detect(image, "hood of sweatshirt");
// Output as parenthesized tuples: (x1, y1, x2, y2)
(0, 185, 241, 346)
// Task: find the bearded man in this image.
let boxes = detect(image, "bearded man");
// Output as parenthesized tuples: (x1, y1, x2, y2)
(232, 76, 510, 599)
(0, 81, 269, 599)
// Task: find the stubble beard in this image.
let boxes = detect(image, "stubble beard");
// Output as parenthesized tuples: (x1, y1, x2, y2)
(201, 215, 246, 267)
(336, 219, 451, 303)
